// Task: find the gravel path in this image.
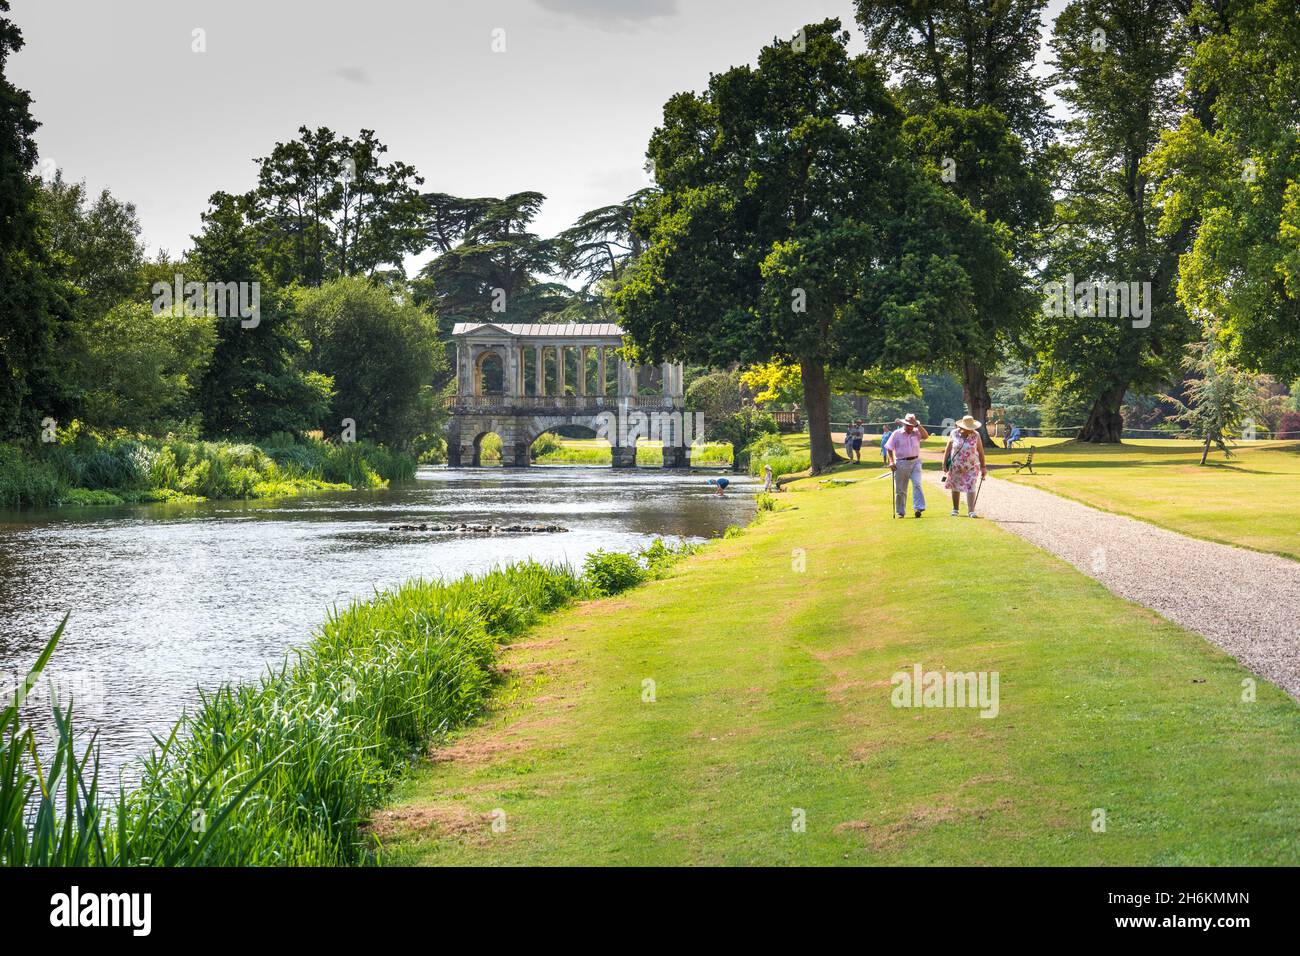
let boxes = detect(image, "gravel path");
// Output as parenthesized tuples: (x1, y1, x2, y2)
(973, 475, 1300, 700)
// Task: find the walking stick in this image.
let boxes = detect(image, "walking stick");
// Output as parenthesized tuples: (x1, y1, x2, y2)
(971, 473, 986, 514)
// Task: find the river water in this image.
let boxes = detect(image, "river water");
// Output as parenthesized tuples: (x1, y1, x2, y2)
(0, 466, 755, 781)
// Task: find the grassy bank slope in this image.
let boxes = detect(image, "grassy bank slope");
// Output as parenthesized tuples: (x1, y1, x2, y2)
(376, 466, 1300, 865)
(994, 439, 1300, 561)
(0, 433, 416, 509)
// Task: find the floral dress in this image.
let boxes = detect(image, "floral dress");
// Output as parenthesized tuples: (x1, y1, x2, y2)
(945, 432, 982, 492)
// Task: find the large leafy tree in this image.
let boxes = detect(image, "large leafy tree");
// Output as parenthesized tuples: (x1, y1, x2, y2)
(855, 0, 1056, 149)
(296, 277, 446, 449)
(225, 126, 426, 287)
(1147, 0, 1300, 380)
(75, 301, 216, 434)
(615, 20, 1027, 471)
(0, 1, 73, 439)
(855, 0, 1057, 442)
(1037, 0, 1201, 442)
(37, 172, 144, 321)
(189, 192, 333, 438)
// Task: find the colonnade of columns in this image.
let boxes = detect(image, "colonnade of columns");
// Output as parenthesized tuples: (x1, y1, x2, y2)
(459, 340, 684, 404)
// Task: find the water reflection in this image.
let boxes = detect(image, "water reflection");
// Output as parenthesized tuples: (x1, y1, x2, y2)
(0, 465, 755, 779)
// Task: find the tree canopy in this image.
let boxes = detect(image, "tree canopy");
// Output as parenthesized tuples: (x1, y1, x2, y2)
(616, 20, 1028, 470)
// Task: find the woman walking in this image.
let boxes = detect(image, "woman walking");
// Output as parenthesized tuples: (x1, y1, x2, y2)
(942, 415, 987, 518)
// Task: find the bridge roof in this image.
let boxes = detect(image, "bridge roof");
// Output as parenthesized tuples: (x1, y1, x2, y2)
(451, 322, 624, 338)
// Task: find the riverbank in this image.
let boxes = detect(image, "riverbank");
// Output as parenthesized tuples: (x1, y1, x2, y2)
(374, 462, 1300, 865)
(1, 541, 699, 865)
(0, 434, 416, 509)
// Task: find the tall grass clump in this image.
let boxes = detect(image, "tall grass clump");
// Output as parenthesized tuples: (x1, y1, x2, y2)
(112, 561, 590, 865)
(1, 618, 264, 865)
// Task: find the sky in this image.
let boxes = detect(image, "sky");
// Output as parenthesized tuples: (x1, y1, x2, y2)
(7, 0, 1069, 274)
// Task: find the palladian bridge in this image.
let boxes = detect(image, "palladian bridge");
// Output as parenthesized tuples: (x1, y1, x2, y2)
(446, 322, 688, 468)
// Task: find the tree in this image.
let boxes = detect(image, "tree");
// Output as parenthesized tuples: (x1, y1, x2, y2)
(189, 191, 334, 437)
(616, 21, 1026, 472)
(855, 1, 1058, 442)
(854, 0, 1055, 149)
(685, 369, 746, 420)
(555, 188, 656, 321)
(0, 1, 74, 440)
(295, 277, 446, 449)
(37, 171, 144, 320)
(1146, 0, 1300, 381)
(742, 361, 919, 412)
(1037, 0, 1205, 442)
(1163, 323, 1262, 464)
(229, 126, 426, 287)
(73, 302, 216, 433)
(413, 191, 571, 331)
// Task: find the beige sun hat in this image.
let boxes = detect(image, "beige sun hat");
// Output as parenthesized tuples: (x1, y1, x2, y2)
(954, 415, 982, 432)
(895, 413, 922, 427)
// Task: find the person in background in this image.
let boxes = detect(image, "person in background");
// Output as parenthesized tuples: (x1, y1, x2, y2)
(762, 462, 775, 493)
(709, 476, 730, 497)
(851, 419, 865, 462)
(880, 424, 893, 463)
(843, 423, 855, 460)
(942, 415, 987, 517)
(885, 413, 929, 518)
(1005, 424, 1022, 449)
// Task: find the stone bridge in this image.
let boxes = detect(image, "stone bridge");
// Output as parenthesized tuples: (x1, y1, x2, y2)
(446, 322, 689, 468)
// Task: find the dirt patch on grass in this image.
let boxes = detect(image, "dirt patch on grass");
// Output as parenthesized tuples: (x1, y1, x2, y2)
(366, 803, 491, 842)
(511, 637, 569, 651)
(835, 798, 1014, 849)
(496, 657, 579, 677)
(429, 734, 534, 765)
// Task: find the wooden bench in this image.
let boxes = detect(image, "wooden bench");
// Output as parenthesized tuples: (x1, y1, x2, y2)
(1012, 446, 1036, 474)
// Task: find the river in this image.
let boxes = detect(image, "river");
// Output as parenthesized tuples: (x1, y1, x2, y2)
(0, 465, 755, 781)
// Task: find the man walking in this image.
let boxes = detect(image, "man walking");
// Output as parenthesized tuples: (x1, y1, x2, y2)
(885, 413, 929, 518)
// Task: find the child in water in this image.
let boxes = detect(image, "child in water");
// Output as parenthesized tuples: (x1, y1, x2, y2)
(709, 477, 730, 496)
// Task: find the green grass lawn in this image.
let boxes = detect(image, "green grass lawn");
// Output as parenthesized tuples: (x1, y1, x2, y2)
(991, 439, 1300, 561)
(532, 438, 734, 467)
(373, 461, 1300, 865)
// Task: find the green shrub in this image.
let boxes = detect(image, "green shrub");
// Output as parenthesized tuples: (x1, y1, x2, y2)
(748, 451, 810, 478)
(582, 550, 648, 595)
(746, 433, 790, 461)
(530, 432, 563, 459)
(638, 537, 702, 576)
(57, 488, 124, 507)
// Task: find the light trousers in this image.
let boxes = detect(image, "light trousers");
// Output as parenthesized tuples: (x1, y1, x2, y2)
(893, 458, 925, 515)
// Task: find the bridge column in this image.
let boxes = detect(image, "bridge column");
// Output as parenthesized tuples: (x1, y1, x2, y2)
(534, 345, 544, 397)
(557, 346, 567, 397)
(597, 347, 607, 398)
(578, 347, 587, 397)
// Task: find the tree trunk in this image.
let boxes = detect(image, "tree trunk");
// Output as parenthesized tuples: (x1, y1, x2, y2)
(801, 356, 839, 474)
(1200, 435, 1211, 465)
(1077, 384, 1126, 443)
(962, 358, 995, 447)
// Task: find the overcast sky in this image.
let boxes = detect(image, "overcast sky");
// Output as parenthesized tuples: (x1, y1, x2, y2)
(8, 0, 1067, 274)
